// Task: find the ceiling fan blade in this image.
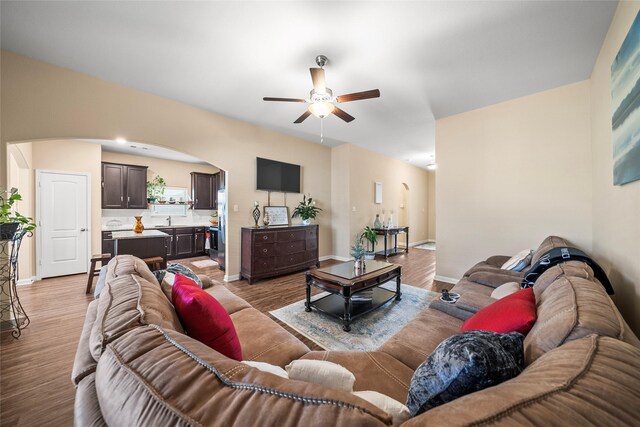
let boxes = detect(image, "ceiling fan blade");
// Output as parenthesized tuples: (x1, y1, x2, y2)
(336, 89, 380, 103)
(310, 68, 326, 93)
(332, 106, 355, 123)
(294, 109, 312, 124)
(263, 97, 306, 102)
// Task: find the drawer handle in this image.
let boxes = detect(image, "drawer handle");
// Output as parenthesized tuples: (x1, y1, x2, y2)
(290, 244, 294, 248)
(290, 233, 294, 238)
(290, 257, 294, 262)
(263, 236, 268, 240)
(263, 248, 268, 253)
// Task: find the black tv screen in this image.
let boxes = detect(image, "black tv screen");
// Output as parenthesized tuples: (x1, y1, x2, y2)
(256, 157, 301, 193)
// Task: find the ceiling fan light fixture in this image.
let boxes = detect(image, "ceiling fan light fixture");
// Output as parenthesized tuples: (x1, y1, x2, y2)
(309, 101, 335, 118)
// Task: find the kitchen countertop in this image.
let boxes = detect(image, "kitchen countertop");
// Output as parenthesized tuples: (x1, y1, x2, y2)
(103, 223, 212, 231)
(111, 230, 169, 240)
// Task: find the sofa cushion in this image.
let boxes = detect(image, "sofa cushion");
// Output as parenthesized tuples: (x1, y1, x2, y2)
(104, 255, 159, 287)
(74, 373, 107, 427)
(90, 273, 183, 360)
(172, 274, 242, 361)
(154, 263, 203, 288)
(532, 261, 595, 295)
(205, 284, 252, 315)
(401, 335, 640, 427)
(500, 249, 533, 270)
(379, 308, 463, 370)
(230, 308, 310, 367)
(95, 325, 392, 426)
(491, 281, 522, 299)
(525, 275, 639, 364)
(285, 360, 356, 393)
(461, 288, 536, 335)
(72, 300, 99, 385)
(300, 351, 414, 404)
(242, 361, 289, 378)
(530, 235, 568, 266)
(406, 331, 524, 416)
(353, 391, 411, 425)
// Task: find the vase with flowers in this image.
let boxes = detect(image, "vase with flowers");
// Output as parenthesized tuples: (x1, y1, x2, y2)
(292, 194, 322, 225)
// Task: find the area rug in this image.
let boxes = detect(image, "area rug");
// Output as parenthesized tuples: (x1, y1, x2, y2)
(191, 259, 218, 268)
(414, 242, 436, 251)
(270, 283, 439, 351)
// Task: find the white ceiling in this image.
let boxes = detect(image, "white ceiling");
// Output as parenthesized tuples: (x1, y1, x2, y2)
(79, 139, 209, 164)
(1, 1, 616, 169)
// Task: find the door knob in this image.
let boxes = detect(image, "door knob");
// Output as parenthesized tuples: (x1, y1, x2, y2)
(80, 228, 87, 232)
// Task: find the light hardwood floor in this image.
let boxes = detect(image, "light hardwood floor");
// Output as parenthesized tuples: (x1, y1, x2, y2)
(0, 248, 446, 426)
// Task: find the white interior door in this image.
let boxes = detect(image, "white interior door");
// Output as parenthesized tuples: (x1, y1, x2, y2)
(38, 171, 89, 278)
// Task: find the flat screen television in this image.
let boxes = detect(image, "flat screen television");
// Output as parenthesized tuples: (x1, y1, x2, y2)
(256, 157, 301, 193)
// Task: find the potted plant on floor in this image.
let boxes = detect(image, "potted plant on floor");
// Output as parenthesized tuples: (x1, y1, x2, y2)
(292, 194, 322, 225)
(146, 175, 166, 203)
(1, 188, 36, 240)
(361, 226, 377, 260)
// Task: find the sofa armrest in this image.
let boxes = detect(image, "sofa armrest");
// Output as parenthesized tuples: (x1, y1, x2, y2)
(485, 255, 511, 267)
(467, 271, 523, 288)
(72, 300, 99, 385)
(198, 275, 214, 289)
(429, 300, 475, 321)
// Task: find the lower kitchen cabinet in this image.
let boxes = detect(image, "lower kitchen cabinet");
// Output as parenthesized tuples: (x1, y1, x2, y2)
(102, 226, 207, 260)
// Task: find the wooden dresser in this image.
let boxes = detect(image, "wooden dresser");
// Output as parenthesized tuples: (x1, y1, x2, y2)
(241, 225, 319, 284)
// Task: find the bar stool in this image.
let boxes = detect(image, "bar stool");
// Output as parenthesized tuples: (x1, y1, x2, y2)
(86, 253, 111, 294)
(143, 256, 164, 272)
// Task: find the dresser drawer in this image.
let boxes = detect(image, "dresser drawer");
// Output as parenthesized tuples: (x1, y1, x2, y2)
(253, 257, 276, 273)
(276, 230, 306, 242)
(253, 232, 275, 243)
(254, 243, 276, 258)
(306, 227, 317, 240)
(306, 239, 318, 250)
(305, 250, 318, 261)
(277, 252, 306, 268)
(276, 240, 305, 255)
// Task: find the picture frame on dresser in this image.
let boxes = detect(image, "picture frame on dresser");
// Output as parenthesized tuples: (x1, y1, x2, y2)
(263, 206, 289, 226)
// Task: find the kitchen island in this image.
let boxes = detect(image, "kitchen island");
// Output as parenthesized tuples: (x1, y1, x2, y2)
(112, 230, 169, 269)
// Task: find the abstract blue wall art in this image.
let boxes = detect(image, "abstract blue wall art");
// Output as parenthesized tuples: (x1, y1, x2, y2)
(611, 11, 640, 186)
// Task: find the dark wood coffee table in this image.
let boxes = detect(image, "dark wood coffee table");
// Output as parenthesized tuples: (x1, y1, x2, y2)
(305, 260, 402, 332)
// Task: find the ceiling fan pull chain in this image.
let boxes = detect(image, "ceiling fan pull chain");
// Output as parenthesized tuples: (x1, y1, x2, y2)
(320, 118, 324, 144)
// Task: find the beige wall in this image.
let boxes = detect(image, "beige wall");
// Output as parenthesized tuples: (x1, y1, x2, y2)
(590, 1, 640, 333)
(101, 151, 219, 190)
(7, 143, 34, 282)
(0, 51, 333, 278)
(330, 143, 431, 258)
(427, 171, 436, 241)
(435, 81, 593, 281)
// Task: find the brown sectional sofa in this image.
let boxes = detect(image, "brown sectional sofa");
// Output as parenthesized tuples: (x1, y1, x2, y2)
(73, 246, 640, 426)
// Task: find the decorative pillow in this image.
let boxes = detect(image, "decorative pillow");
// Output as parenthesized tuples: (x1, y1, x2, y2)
(154, 263, 203, 288)
(171, 274, 242, 361)
(490, 281, 522, 300)
(462, 288, 537, 335)
(406, 330, 524, 416)
(511, 250, 534, 272)
(285, 360, 356, 393)
(501, 249, 532, 270)
(242, 361, 289, 379)
(353, 390, 411, 424)
(93, 265, 108, 299)
(160, 272, 202, 301)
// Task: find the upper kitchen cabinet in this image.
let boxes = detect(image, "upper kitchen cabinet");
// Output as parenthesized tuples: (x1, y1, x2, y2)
(102, 162, 148, 209)
(191, 172, 218, 209)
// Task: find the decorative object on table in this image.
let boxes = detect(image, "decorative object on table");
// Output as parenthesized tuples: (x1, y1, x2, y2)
(0, 188, 36, 338)
(374, 182, 383, 204)
(611, 11, 640, 186)
(292, 194, 322, 225)
(263, 211, 271, 226)
(252, 201, 261, 227)
(361, 226, 377, 260)
(373, 214, 382, 229)
(146, 175, 166, 203)
(386, 210, 395, 228)
(270, 283, 438, 351)
(350, 234, 366, 270)
(263, 206, 290, 226)
(132, 216, 144, 233)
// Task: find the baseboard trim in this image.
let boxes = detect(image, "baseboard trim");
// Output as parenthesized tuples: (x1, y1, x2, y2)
(409, 239, 430, 247)
(224, 274, 241, 282)
(16, 276, 36, 286)
(434, 275, 459, 285)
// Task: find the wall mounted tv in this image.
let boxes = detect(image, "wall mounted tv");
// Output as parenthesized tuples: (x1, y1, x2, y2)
(256, 157, 301, 193)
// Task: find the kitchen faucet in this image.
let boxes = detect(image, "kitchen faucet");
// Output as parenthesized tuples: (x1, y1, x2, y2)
(166, 216, 172, 226)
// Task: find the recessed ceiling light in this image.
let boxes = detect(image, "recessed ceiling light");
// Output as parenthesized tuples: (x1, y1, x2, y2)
(426, 163, 437, 171)
(115, 138, 127, 145)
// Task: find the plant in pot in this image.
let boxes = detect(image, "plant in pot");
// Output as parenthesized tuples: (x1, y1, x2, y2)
(146, 175, 167, 203)
(1, 188, 36, 240)
(361, 226, 377, 260)
(350, 234, 366, 270)
(292, 194, 322, 225)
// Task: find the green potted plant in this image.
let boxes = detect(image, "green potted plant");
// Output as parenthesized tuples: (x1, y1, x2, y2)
(361, 226, 377, 260)
(146, 175, 167, 203)
(1, 188, 36, 240)
(292, 194, 322, 225)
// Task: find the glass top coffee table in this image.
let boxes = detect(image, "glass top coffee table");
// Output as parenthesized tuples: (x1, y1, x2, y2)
(305, 260, 402, 332)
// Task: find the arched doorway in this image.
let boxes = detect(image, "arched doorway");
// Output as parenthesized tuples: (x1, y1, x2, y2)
(399, 182, 410, 228)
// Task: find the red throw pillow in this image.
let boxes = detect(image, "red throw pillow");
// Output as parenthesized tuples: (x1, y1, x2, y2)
(171, 274, 242, 361)
(461, 288, 537, 335)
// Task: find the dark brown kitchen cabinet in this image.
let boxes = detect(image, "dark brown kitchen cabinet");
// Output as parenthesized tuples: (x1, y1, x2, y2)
(101, 162, 148, 209)
(194, 227, 206, 253)
(102, 231, 115, 257)
(103, 226, 206, 261)
(191, 172, 221, 210)
(175, 229, 195, 256)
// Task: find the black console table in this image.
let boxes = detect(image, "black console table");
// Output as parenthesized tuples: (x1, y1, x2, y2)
(374, 226, 409, 259)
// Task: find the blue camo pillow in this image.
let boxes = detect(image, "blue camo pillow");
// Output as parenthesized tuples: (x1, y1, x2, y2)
(511, 251, 534, 272)
(406, 330, 524, 416)
(153, 263, 203, 288)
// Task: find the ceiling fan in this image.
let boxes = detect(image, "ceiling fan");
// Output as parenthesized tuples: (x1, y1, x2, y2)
(263, 55, 380, 124)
